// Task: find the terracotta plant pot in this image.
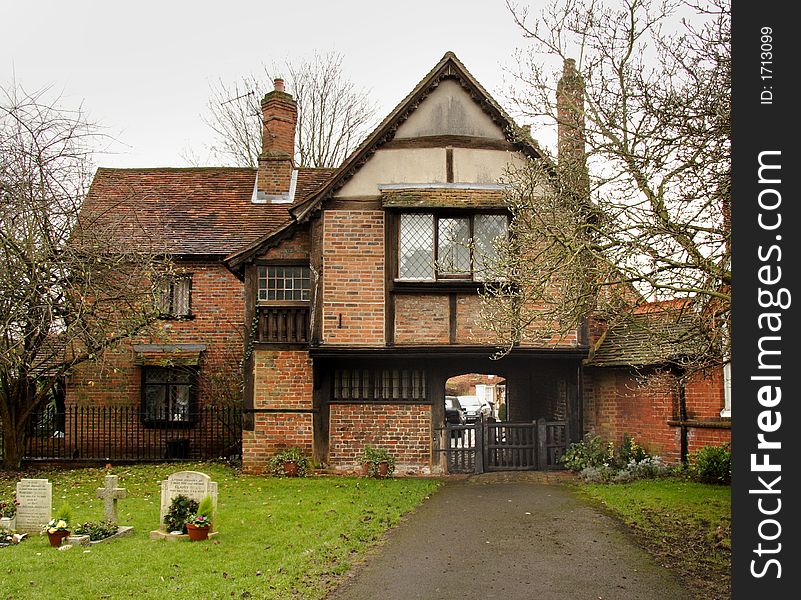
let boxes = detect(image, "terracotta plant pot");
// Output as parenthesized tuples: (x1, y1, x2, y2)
(186, 523, 210, 541)
(376, 460, 390, 477)
(362, 461, 390, 477)
(48, 530, 70, 547)
(282, 460, 299, 477)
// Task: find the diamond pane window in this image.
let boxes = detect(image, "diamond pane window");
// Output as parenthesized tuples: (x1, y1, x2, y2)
(437, 217, 471, 275)
(258, 266, 311, 302)
(473, 214, 508, 280)
(399, 214, 434, 280)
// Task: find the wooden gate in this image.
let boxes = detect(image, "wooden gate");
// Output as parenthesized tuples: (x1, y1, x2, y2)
(444, 418, 567, 474)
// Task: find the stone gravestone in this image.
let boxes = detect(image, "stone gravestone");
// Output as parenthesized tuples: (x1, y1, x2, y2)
(96, 475, 127, 523)
(150, 471, 217, 540)
(15, 479, 51, 534)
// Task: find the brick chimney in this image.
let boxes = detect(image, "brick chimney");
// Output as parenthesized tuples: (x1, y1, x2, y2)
(556, 58, 589, 199)
(256, 78, 297, 203)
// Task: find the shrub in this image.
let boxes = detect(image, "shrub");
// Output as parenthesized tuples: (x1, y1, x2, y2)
(74, 520, 119, 541)
(164, 495, 199, 533)
(0, 493, 16, 518)
(614, 434, 649, 468)
(689, 444, 731, 484)
(267, 447, 311, 477)
(560, 435, 609, 472)
(579, 465, 616, 483)
(360, 445, 396, 477)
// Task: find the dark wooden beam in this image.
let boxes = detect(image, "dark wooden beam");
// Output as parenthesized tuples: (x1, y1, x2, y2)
(449, 293, 458, 344)
(381, 135, 517, 152)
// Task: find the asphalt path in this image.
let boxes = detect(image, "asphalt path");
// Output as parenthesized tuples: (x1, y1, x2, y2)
(327, 473, 689, 600)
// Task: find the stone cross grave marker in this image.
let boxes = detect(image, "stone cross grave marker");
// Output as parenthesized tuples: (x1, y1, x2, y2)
(15, 479, 52, 533)
(96, 475, 127, 523)
(158, 471, 217, 533)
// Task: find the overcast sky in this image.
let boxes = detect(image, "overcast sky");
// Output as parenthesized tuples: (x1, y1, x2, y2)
(2, 0, 536, 169)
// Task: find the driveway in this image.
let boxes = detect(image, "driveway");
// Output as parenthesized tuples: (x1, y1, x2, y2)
(327, 473, 688, 600)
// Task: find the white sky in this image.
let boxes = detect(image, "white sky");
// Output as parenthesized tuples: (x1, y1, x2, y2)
(2, 0, 535, 169)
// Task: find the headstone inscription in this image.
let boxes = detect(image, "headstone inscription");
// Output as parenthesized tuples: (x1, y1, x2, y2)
(15, 479, 52, 534)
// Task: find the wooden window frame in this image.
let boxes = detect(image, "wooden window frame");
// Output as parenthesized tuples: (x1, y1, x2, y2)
(394, 210, 509, 283)
(158, 274, 193, 319)
(140, 365, 197, 428)
(256, 263, 311, 306)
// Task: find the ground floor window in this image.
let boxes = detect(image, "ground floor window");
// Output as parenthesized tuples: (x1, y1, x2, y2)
(333, 368, 427, 401)
(142, 366, 196, 425)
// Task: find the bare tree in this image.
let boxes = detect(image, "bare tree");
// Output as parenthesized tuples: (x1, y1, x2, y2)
(202, 51, 377, 168)
(0, 84, 172, 468)
(482, 0, 730, 369)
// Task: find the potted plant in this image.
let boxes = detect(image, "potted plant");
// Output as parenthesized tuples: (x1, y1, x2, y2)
(360, 445, 396, 478)
(43, 502, 73, 547)
(0, 493, 17, 531)
(164, 494, 198, 534)
(185, 495, 214, 542)
(267, 447, 310, 477)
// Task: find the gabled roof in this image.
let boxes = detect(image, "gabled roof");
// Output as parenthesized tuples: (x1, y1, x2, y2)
(291, 51, 545, 223)
(82, 167, 333, 257)
(227, 52, 547, 268)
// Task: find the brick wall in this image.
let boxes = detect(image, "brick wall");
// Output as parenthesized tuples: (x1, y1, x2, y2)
(242, 349, 314, 473)
(583, 366, 731, 463)
(328, 404, 431, 474)
(395, 295, 449, 343)
(67, 261, 244, 408)
(322, 210, 385, 344)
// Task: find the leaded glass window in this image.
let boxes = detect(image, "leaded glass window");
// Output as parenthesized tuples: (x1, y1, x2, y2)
(258, 266, 311, 302)
(397, 213, 508, 281)
(398, 214, 434, 279)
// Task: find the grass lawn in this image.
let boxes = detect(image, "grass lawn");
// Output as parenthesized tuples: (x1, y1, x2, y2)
(0, 462, 440, 599)
(574, 479, 731, 600)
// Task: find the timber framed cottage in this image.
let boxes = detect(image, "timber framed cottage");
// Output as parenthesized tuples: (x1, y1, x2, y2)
(68, 53, 730, 472)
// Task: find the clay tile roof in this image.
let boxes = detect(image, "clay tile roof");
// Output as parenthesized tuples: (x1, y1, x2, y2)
(589, 309, 701, 367)
(81, 167, 334, 256)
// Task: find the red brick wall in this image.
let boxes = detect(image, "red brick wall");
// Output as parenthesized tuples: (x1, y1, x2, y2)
(67, 261, 244, 408)
(395, 295, 449, 343)
(583, 366, 731, 463)
(242, 413, 313, 474)
(328, 404, 431, 473)
(322, 210, 385, 344)
(242, 349, 314, 473)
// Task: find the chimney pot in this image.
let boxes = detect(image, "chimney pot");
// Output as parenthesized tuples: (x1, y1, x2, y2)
(274, 78, 285, 93)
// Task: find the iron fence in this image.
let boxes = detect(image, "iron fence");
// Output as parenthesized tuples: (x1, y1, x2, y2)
(1, 405, 242, 463)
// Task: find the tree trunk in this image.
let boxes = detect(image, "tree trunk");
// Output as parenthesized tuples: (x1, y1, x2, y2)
(1, 423, 26, 470)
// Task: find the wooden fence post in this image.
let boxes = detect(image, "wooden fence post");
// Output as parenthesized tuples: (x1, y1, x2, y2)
(474, 419, 484, 474)
(537, 418, 547, 470)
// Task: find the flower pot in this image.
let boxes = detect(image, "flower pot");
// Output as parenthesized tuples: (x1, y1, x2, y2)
(376, 460, 390, 477)
(48, 530, 70, 547)
(283, 460, 299, 477)
(0, 516, 14, 531)
(186, 523, 210, 541)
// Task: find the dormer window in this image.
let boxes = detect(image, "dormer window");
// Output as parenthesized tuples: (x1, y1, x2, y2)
(397, 212, 508, 281)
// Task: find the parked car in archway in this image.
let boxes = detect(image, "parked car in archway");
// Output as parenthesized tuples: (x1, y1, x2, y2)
(457, 395, 492, 422)
(445, 396, 466, 426)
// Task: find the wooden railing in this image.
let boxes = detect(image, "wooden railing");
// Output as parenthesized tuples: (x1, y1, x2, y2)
(257, 305, 310, 344)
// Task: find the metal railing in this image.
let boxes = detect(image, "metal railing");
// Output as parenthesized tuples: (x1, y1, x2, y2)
(1, 405, 242, 462)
